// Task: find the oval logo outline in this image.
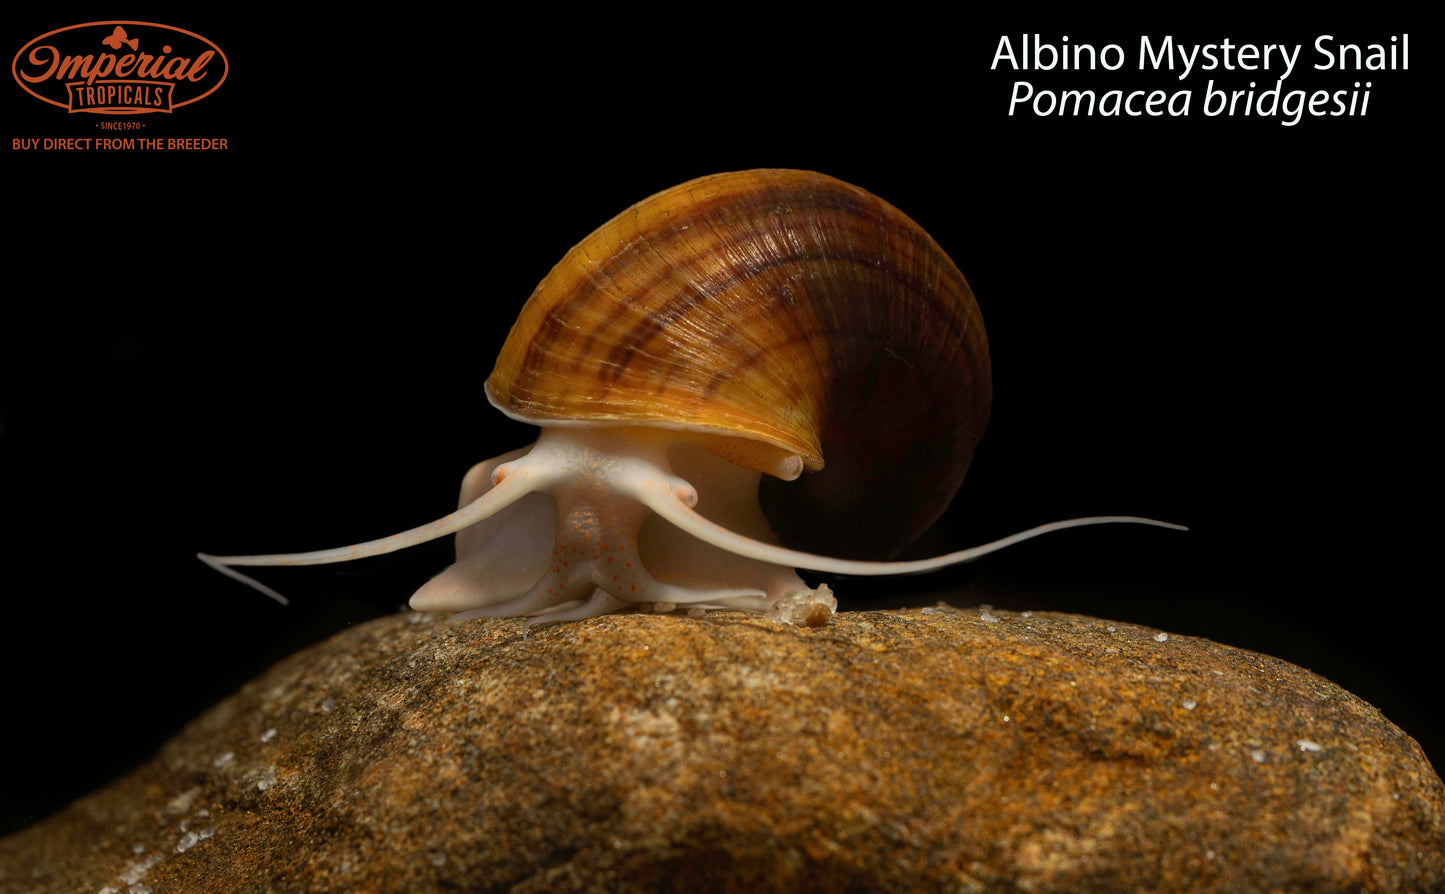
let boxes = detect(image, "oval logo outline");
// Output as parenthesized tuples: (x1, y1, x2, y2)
(11, 20, 229, 113)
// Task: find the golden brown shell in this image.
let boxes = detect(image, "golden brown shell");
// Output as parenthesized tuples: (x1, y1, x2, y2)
(486, 169, 991, 559)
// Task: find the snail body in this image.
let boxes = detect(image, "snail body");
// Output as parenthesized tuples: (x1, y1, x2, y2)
(201, 170, 1180, 625)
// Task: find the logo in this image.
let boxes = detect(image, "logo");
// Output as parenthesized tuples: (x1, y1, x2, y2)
(12, 21, 227, 114)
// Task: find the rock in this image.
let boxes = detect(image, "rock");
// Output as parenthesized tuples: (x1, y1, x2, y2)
(2, 606, 1442, 893)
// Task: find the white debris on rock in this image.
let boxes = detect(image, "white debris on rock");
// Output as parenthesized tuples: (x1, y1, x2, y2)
(771, 584, 836, 626)
(119, 853, 162, 885)
(165, 786, 200, 815)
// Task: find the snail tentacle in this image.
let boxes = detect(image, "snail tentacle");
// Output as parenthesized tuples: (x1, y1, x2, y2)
(638, 487, 1187, 576)
(204, 422, 1180, 621)
(196, 553, 293, 606)
(197, 455, 548, 604)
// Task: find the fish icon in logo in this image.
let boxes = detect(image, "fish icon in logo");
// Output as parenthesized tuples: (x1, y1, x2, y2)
(100, 26, 139, 52)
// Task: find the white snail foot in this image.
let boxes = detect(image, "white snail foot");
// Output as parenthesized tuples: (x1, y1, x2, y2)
(410, 427, 827, 624)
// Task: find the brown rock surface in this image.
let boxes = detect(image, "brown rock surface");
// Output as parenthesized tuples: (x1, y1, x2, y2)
(2, 606, 1442, 893)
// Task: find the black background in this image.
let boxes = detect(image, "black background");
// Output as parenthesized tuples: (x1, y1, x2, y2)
(3, 11, 1437, 835)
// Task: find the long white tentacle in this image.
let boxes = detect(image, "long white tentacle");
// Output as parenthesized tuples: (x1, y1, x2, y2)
(198, 466, 545, 604)
(633, 474, 1185, 576)
(201, 426, 1187, 617)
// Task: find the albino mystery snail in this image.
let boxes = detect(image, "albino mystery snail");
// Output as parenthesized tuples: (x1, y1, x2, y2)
(200, 169, 1182, 626)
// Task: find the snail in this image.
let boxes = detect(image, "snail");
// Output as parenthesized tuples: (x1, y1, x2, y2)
(200, 169, 1182, 626)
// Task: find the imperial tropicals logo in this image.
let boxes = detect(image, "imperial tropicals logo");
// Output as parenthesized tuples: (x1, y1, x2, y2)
(12, 21, 227, 114)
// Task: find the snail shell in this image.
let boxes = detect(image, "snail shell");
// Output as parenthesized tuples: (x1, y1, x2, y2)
(199, 170, 1179, 626)
(488, 168, 990, 560)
